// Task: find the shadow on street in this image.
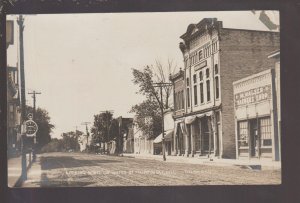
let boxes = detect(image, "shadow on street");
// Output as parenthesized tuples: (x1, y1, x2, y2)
(41, 156, 123, 170)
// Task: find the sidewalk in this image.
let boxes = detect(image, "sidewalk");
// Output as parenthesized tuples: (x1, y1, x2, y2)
(21, 155, 42, 187)
(8, 154, 32, 187)
(122, 153, 281, 170)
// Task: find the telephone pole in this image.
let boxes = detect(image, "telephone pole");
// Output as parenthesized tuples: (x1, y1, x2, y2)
(81, 122, 91, 152)
(28, 91, 41, 161)
(153, 82, 172, 161)
(28, 91, 41, 119)
(17, 14, 27, 180)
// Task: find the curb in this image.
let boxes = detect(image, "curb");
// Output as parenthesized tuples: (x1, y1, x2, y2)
(122, 154, 281, 170)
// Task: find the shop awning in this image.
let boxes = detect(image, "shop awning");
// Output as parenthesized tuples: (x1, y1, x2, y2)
(153, 129, 174, 143)
(185, 116, 197, 124)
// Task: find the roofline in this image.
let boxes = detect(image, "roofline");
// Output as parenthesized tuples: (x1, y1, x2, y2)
(221, 28, 279, 33)
(233, 69, 272, 86)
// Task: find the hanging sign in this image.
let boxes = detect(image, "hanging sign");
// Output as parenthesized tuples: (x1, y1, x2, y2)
(24, 113, 38, 137)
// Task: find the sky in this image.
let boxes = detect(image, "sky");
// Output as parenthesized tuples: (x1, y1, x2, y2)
(7, 11, 279, 139)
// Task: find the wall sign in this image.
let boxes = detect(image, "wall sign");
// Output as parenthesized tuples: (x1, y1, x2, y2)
(234, 85, 271, 107)
(194, 60, 207, 71)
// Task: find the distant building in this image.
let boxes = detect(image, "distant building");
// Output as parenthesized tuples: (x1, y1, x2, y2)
(153, 109, 174, 155)
(133, 117, 154, 155)
(106, 116, 134, 154)
(233, 50, 281, 161)
(78, 133, 91, 152)
(119, 117, 134, 153)
(170, 18, 280, 159)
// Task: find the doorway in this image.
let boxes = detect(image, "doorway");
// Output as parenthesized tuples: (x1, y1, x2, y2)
(249, 119, 259, 157)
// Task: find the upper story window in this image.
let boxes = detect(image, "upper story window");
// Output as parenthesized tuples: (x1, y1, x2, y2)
(206, 80, 211, 102)
(193, 74, 197, 84)
(215, 64, 220, 99)
(186, 78, 190, 86)
(206, 68, 210, 78)
(199, 71, 203, 81)
(215, 76, 220, 99)
(187, 88, 190, 108)
(215, 64, 218, 74)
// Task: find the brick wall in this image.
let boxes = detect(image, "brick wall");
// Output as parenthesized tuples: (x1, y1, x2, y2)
(219, 29, 280, 158)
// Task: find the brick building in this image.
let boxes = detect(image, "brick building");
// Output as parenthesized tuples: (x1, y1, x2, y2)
(170, 18, 279, 159)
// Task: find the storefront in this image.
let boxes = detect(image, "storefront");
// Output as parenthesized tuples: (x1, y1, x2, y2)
(233, 69, 280, 161)
(173, 111, 221, 157)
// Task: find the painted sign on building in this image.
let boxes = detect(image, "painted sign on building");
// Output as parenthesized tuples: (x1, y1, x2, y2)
(234, 85, 271, 107)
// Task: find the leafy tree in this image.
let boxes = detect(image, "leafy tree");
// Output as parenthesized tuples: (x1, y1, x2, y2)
(130, 98, 162, 139)
(131, 59, 177, 139)
(91, 111, 113, 152)
(60, 130, 82, 152)
(26, 106, 55, 151)
(108, 119, 121, 154)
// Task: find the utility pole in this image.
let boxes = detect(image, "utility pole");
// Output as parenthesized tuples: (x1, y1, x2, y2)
(17, 14, 27, 180)
(28, 91, 41, 161)
(153, 82, 172, 161)
(81, 122, 91, 152)
(28, 91, 41, 119)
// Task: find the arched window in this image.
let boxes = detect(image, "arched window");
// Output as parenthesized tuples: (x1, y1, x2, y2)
(215, 64, 218, 74)
(206, 68, 210, 78)
(199, 71, 203, 81)
(215, 76, 219, 99)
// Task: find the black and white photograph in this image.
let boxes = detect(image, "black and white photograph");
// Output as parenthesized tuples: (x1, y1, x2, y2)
(6, 10, 281, 187)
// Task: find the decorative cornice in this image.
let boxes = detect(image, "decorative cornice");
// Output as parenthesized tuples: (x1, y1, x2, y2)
(180, 18, 221, 42)
(169, 69, 184, 82)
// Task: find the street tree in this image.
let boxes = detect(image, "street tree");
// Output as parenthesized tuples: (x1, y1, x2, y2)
(61, 131, 82, 152)
(131, 59, 177, 138)
(130, 98, 161, 139)
(26, 106, 55, 151)
(91, 111, 113, 153)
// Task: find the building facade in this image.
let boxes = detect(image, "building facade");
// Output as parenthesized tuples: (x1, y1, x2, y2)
(153, 109, 174, 155)
(133, 117, 154, 155)
(6, 20, 22, 157)
(170, 18, 280, 159)
(233, 51, 280, 161)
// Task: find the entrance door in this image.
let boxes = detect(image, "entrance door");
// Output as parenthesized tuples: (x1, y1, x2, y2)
(177, 126, 184, 155)
(201, 118, 209, 154)
(249, 119, 259, 157)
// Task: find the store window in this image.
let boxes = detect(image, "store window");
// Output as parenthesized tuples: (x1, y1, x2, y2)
(260, 117, 272, 146)
(238, 121, 249, 147)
